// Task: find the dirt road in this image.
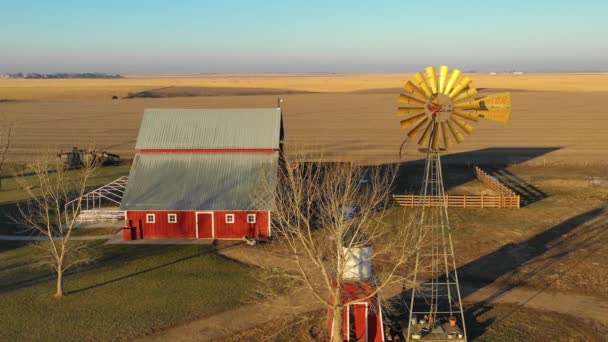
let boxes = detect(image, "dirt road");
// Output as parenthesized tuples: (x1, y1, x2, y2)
(135, 245, 608, 341)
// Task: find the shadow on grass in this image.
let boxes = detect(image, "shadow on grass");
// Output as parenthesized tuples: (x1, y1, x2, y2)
(393, 147, 560, 196)
(484, 167, 549, 206)
(66, 241, 245, 295)
(463, 207, 607, 339)
(384, 207, 606, 340)
(0, 241, 238, 295)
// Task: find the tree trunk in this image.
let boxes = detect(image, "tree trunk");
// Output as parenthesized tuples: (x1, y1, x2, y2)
(55, 269, 64, 297)
(331, 303, 344, 342)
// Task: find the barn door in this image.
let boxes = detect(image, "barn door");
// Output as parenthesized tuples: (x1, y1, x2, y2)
(197, 213, 213, 238)
(348, 303, 368, 342)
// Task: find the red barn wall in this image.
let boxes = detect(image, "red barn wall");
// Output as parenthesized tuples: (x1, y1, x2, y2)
(126, 211, 196, 239)
(213, 211, 269, 239)
(124, 210, 270, 240)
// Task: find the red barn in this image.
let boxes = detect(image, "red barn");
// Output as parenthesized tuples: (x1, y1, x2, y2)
(120, 108, 282, 240)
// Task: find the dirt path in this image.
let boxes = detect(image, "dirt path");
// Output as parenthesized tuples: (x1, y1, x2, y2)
(136, 290, 321, 342)
(462, 282, 608, 325)
(135, 244, 608, 341)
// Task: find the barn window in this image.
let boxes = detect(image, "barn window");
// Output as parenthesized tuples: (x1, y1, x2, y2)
(225, 214, 235, 224)
(247, 214, 256, 223)
(168, 214, 177, 224)
(146, 214, 155, 223)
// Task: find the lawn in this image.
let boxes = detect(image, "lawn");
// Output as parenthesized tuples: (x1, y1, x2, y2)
(0, 163, 131, 204)
(0, 163, 131, 235)
(0, 242, 254, 341)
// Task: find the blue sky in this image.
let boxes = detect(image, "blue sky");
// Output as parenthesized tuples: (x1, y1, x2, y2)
(1, 0, 607, 73)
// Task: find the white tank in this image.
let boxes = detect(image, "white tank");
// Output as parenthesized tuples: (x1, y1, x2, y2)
(342, 246, 373, 281)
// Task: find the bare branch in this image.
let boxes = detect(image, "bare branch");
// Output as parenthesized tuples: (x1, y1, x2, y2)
(252, 152, 421, 341)
(14, 149, 100, 297)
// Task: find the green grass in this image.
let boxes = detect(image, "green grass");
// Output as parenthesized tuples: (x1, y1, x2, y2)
(0, 242, 254, 341)
(0, 164, 131, 235)
(0, 164, 131, 204)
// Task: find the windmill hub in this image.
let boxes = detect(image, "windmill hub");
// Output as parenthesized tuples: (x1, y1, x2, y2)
(424, 93, 453, 122)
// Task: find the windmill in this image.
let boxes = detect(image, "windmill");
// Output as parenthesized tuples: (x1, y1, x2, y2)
(397, 66, 511, 341)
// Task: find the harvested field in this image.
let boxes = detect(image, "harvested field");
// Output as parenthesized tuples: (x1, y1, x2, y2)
(1, 73, 608, 165)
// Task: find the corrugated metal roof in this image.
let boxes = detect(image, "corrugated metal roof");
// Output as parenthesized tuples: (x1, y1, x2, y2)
(135, 108, 282, 149)
(120, 152, 278, 211)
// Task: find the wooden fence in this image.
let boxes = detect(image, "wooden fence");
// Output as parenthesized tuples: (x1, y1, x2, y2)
(393, 194, 520, 208)
(473, 166, 517, 197)
(393, 166, 520, 209)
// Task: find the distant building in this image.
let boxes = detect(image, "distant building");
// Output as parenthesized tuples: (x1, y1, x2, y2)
(120, 108, 283, 240)
(513, 71, 524, 75)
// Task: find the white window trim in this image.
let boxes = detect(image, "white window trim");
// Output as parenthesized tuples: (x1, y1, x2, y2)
(168, 213, 177, 224)
(225, 214, 235, 224)
(146, 214, 155, 223)
(247, 214, 256, 224)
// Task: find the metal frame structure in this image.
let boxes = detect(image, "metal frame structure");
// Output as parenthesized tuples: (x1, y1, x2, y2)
(64, 176, 128, 223)
(405, 119, 467, 341)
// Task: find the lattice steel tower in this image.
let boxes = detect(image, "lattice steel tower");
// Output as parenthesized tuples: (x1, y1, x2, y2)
(406, 128, 466, 340)
(394, 66, 512, 341)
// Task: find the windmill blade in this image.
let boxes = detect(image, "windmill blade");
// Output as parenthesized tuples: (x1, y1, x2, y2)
(403, 81, 428, 100)
(431, 122, 440, 151)
(448, 75, 472, 98)
(399, 93, 427, 106)
(414, 72, 433, 97)
(438, 65, 449, 94)
(450, 117, 474, 134)
(474, 107, 511, 123)
(440, 122, 452, 148)
(425, 66, 438, 94)
(446, 120, 464, 143)
(418, 120, 434, 147)
(452, 109, 479, 122)
(407, 117, 430, 137)
(443, 68, 462, 95)
(400, 113, 426, 128)
(398, 107, 425, 116)
(453, 87, 478, 102)
(455, 92, 511, 110)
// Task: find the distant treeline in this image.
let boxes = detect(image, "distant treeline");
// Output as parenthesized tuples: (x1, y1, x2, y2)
(7, 72, 124, 79)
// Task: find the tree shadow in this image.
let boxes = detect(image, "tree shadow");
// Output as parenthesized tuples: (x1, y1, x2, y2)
(383, 207, 606, 340)
(65, 241, 245, 295)
(461, 207, 607, 339)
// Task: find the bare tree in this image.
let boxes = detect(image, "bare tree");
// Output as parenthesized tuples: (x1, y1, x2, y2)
(15, 153, 98, 297)
(256, 158, 420, 342)
(0, 115, 15, 191)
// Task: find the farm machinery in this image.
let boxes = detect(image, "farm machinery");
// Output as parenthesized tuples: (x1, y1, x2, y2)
(57, 147, 120, 168)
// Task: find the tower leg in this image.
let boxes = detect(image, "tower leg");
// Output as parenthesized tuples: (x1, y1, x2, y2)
(406, 151, 467, 341)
